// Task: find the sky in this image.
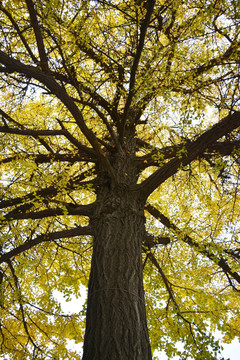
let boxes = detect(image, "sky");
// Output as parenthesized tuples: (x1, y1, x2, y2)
(55, 289, 240, 360)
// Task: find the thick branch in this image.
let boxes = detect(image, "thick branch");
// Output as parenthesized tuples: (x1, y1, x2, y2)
(136, 139, 240, 169)
(3, 203, 94, 222)
(207, 139, 240, 156)
(0, 107, 94, 158)
(0, 153, 96, 165)
(146, 204, 240, 286)
(0, 50, 115, 179)
(139, 111, 240, 198)
(0, 226, 92, 264)
(0, 126, 66, 136)
(0, 124, 95, 157)
(25, 0, 49, 71)
(143, 233, 170, 248)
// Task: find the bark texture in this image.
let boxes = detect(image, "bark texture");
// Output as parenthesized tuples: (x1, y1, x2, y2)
(83, 149, 152, 359)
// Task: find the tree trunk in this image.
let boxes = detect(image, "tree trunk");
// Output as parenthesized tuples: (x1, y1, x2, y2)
(82, 152, 152, 359)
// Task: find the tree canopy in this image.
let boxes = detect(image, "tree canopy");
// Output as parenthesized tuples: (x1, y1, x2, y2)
(0, 0, 240, 359)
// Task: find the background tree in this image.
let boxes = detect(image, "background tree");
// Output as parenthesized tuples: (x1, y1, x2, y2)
(0, 0, 240, 359)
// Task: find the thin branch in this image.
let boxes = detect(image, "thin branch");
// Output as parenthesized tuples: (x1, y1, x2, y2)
(0, 108, 55, 152)
(7, 259, 43, 353)
(135, 38, 240, 111)
(0, 4, 38, 64)
(145, 249, 179, 308)
(71, 87, 120, 124)
(0, 226, 92, 264)
(146, 204, 240, 286)
(55, 118, 96, 156)
(186, 39, 240, 81)
(38, 68, 120, 124)
(0, 168, 96, 210)
(75, 37, 122, 84)
(120, 0, 156, 140)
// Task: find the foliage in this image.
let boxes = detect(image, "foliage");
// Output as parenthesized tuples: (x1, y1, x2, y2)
(0, 0, 239, 358)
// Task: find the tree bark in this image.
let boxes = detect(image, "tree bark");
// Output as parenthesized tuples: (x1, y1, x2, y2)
(83, 151, 152, 359)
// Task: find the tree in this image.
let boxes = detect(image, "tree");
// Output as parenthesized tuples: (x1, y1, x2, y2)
(0, 0, 239, 358)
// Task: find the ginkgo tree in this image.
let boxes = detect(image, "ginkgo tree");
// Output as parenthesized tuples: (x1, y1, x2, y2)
(0, 0, 239, 359)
